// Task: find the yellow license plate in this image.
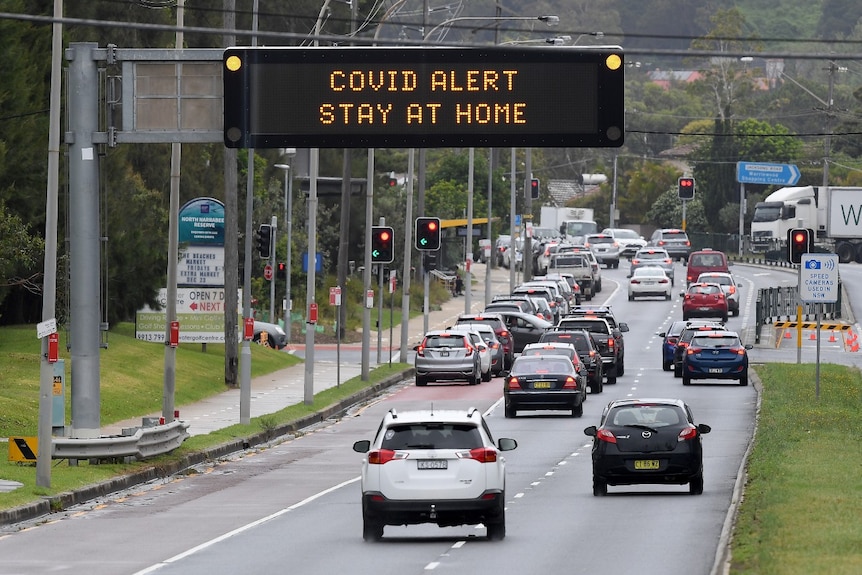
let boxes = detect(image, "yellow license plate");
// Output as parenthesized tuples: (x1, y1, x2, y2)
(634, 460, 660, 470)
(533, 381, 552, 389)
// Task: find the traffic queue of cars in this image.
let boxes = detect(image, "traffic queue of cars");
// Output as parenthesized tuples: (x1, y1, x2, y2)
(355, 244, 746, 540)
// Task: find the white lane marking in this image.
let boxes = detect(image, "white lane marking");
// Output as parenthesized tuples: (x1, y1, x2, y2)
(133, 477, 360, 574)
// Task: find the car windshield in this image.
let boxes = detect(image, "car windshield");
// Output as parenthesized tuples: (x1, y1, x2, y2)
(564, 221, 598, 237)
(551, 255, 588, 267)
(381, 423, 483, 450)
(587, 236, 616, 245)
(612, 229, 640, 239)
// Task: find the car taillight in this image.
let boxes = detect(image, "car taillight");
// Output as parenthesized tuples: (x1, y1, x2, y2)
(416, 345, 426, 357)
(500, 330, 510, 339)
(464, 344, 474, 354)
(732, 346, 746, 355)
(679, 342, 690, 349)
(459, 447, 498, 463)
(537, 313, 546, 320)
(563, 376, 577, 389)
(368, 449, 406, 464)
(687, 347, 701, 355)
(685, 240, 691, 246)
(491, 342, 500, 349)
(632, 259, 641, 264)
(664, 258, 672, 264)
(597, 429, 617, 443)
(728, 286, 736, 294)
(667, 337, 679, 345)
(658, 240, 666, 246)
(507, 376, 522, 389)
(631, 279, 641, 284)
(607, 338, 614, 349)
(589, 350, 598, 358)
(678, 426, 698, 441)
(659, 278, 669, 284)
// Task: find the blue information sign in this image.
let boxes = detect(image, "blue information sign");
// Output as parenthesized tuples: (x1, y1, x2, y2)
(736, 162, 800, 186)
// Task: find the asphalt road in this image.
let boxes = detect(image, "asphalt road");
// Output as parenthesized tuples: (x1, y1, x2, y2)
(0, 259, 858, 575)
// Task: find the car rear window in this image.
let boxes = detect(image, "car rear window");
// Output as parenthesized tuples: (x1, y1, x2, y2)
(511, 357, 573, 375)
(689, 284, 721, 295)
(662, 231, 689, 241)
(610, 406, 684, 427)
(539, 331, 591, 350)
(423, 334, 467, 348)
(382, 423, 483, 450)
(691, 335, 739, 348)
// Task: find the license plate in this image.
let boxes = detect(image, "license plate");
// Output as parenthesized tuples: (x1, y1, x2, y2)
(634, 460, 660, 470)
(533, 381, 552, 389)
(440, 350, 449, 357)
(417, 459, 448, 470)
(709, 368, 724, 373)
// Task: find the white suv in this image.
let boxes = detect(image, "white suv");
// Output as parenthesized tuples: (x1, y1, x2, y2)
(352, 408, 518, 541)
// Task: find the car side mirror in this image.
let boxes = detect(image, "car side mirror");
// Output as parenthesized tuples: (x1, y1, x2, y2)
(499, 370, 510, 378)
(657, 332, 667, 337)
(583, 425, 598, 437)
(498, 437, 518, 451)
(745, 344, 753, 350)
(619, 323, 629, 332)
(679, 291, 686, 297)
(413, 345, 420, 351)
(353, 440, 371, 453)
(697, 424, 712, 435)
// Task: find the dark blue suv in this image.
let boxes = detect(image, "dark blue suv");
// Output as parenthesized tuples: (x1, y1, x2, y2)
(657, 320, 688, 371)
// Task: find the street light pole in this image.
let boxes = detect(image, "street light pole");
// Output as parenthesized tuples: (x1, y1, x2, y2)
(275, 161, 294, 343)
(423, 15, 559, 42)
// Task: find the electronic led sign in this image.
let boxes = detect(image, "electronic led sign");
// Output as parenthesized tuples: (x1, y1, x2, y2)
(223, 46, 624, 149)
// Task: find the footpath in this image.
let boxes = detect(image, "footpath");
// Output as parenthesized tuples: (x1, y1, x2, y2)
(103, 265, 501, 437)
(1, 265, 507, 526)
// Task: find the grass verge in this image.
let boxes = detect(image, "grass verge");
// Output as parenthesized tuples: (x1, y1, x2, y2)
(0, 322, 409, 513)
(731, 363, 862, 574)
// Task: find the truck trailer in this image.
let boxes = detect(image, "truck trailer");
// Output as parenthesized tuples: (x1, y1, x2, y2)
(750, 186, 862, 262)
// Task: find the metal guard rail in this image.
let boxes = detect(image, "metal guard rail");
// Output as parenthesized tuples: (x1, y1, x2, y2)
(755, 283, 843, 343)
(52, 419, 190, 461)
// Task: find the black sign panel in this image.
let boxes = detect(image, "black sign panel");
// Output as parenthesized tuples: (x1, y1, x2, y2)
(223, 46, 625, 149)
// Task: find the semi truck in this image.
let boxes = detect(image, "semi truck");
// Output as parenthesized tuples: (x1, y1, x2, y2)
(539, 206, 597, 244)
(750, 186, 862, 262)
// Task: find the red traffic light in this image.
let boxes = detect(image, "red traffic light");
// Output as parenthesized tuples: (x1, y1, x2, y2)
(379, 230, 390, 241)
(792, 231, 806, 244)
(415, 217, 442, 250)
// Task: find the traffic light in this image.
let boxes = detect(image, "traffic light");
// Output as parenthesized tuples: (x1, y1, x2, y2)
(678, 176, 695, 200)
(423, 251, 438, 272)
(530, 178, 540, 199)
(787, 228, 813, 264)
(371, 226, 395, 263)
(276, 262, 287, 280)
(256, 224, 272, 259)
(415, 217, 441, 250)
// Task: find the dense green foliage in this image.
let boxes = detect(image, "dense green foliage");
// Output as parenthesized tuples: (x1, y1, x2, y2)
(1, 1, 861, 326)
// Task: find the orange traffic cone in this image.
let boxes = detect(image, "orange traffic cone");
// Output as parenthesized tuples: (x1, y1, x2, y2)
(809, 330, 817, 341)
(851, 341, 860, 352)
(829, 331, 837, 343)
(784, 330, 792, 339)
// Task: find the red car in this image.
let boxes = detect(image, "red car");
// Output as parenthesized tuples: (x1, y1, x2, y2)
(681, 282, 728, 322)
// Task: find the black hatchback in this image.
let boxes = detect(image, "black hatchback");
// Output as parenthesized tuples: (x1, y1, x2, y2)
(584, 398, 711, 495)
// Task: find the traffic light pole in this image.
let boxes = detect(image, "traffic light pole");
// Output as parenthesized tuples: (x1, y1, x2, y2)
(269, 215, 276, 323)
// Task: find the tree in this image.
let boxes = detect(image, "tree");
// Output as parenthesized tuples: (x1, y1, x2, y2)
(646, 187, 708, 232)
